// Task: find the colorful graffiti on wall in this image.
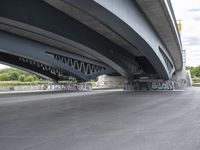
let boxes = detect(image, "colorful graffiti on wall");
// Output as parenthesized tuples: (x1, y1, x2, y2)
(46, 83, 92, 91)
(152, 81, 173, 90)
(124, 80, 174, 91)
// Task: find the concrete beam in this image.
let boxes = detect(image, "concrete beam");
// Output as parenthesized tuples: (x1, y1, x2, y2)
(44, 0, 175, 79)
(136, 0, 183, 71)
(0, 31, 113, 81)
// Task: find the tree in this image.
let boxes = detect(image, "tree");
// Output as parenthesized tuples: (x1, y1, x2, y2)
(24, 76, 35, 82)
(0, 73, 9, 81)
(8, 72, 19, 80)
(19, 74, 25, 82)
(0, 68, 41, 82)
(187, 65, 200, 78)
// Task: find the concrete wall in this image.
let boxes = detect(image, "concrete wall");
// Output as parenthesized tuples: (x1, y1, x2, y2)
(0, 83, 92, 92)
(172, 70, 192, 87)
(96, 75, 126, 88)
(0, 85, 45, 92)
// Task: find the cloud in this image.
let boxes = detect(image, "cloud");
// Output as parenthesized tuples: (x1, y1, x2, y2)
(188, 8, 200, 12)
(172, 0, 200, 66)
(183, 36, 200, 46)
(193, 16, 200, 21)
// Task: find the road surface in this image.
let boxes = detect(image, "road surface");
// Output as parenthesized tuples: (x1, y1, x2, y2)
(1, 88, 200, 150)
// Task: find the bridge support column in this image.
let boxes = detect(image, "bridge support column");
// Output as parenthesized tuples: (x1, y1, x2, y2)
(172, 69, 192, 88)
(124, 80, 174, 91)
(96, 75, 126, 88)
(124, 69, 192, 91)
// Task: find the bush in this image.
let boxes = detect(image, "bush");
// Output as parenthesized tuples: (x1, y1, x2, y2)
(19, 75, 25, 82)
(8, 72, 19, 80)
(24, 76, 35, 82)
(32, 75, 39, 81)
(192, 77, 200, 83)
(0, 68, 41, 82)
(187, 66, 200, 78)
(0, 73, 9, 81)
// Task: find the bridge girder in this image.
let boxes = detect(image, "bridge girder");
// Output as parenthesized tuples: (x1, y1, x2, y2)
(44, 0, 177, 79)
(0, 0, 180, 80)
(0, 31, 113, 81)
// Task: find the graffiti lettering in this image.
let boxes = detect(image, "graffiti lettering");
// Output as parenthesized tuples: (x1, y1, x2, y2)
(151, 81, 173, 90)
(124, 80, 174, 91)
(47, 83, 92, 91)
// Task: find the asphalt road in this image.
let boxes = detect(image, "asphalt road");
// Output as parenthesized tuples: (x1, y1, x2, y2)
(1, 88, 200, 150)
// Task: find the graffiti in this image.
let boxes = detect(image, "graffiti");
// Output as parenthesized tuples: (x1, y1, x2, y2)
(151, 81, 173, 90)
(47, 83, 92, 91)
(173, 79, 187, 89)
(124, 80, 174, 91)
(124, 80, 151, 91)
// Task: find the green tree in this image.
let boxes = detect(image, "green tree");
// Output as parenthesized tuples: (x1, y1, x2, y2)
(0, 73, 9, 81)
(8, 72, 19, 80)
(24, 76, 35, 82)
(0, 67, 42, 82)
(187, 65, 200, 78)
(19, 74, 25, 82)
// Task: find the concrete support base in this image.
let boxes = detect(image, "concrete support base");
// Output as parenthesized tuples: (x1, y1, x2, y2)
(124, 69, 192, 91)
(124, 80, 174, 91)
(47, 83, 92, 91)
(171, 69, 192, 87)
(96, 75, 126, 88)
(97, 69, 192, 91)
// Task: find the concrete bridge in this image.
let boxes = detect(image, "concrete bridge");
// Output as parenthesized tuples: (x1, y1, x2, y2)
(0, 0, 183, 82)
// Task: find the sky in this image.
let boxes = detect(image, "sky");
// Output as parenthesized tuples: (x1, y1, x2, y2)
(171, 0, 200, 66)
(0, 64, 8, 70)
(0, 0, 199, 69)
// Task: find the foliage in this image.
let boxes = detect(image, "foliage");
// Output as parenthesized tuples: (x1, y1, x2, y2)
(23, 76, 35, 82)
(186, 65, 200, 78)
(0, 68, 40, 81)
(90, 80, 97, 87)
(0, 67, 88, 87)
(0, 81, 51, 86)
(8, 72, 19, 80)
(192, 77, 200, 83)
(0, 73, 10, 81)
(19, 74, 25, 82)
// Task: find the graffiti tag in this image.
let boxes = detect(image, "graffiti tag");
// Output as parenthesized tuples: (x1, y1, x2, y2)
(152, 81, 173, 90)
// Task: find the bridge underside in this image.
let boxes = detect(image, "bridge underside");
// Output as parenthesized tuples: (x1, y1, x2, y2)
(0, 0, 179, 81)
(0, 31, 113, 81)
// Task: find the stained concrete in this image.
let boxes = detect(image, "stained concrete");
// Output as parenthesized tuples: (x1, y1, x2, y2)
(1, 88, 200, 150)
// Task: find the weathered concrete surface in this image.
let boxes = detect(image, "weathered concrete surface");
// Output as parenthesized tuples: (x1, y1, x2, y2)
(1, 88, 200, 150)
(0, 85, 45, 92)
(136, 0, 182, 71)
(172, 69, 192, 87)
(96, 75, 126, 88)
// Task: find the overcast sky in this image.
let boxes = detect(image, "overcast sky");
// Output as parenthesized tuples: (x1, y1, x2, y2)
(172, 0, 200, 66)
(0, 64, 8, 70)
(0, 0, 199, 69)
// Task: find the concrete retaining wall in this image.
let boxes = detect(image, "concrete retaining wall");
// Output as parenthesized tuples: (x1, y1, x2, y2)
(0, 83, 92, 92)
(124, 80, 174, 91)
(0, 85, 45, 91)
(96, 75, 126, 88)
(47, 83, 92, 91)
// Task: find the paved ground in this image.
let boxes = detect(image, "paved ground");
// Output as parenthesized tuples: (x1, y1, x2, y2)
(1, 87, 200, 150)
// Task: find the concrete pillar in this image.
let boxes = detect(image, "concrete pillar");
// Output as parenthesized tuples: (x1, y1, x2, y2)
(172, 69, 192, 88)
(96, 75, 126, 88)
(124, 69, 192, 91)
